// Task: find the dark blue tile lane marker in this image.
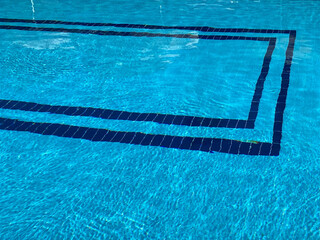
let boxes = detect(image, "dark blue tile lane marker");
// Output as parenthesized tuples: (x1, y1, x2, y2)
(0, 99, 249, 128)
(247, 38, 276, 126)
(0, 18, 292, 34)
(272, 31, 296, 146)
(0, 117, 275, 155)
(0, 24, 273, 41)
(0, 25, 275, 129)
(0, 19, 296, 155)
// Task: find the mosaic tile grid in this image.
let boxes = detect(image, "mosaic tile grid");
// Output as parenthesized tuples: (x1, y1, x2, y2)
(0, 18, 296, 155)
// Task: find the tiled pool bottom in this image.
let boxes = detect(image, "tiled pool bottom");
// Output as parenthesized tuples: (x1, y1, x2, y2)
(0, 19, 296, 156)
(0, 0, 320, 239)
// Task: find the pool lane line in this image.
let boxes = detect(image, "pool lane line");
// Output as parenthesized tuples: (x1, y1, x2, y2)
(247, 38, 276, 127)
(0, 117, 278, 156)
(0, 25, 274, 41)
(0, 18, 294, 34)
(0, 99, 250, 129)
(272, 31, 296, 147)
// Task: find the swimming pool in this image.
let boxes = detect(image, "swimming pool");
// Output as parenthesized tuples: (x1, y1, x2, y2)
(0, 0, 319, 238)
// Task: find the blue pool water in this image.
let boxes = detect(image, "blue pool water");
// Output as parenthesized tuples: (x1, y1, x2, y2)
(0, 0, 319, 238)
